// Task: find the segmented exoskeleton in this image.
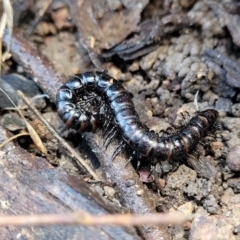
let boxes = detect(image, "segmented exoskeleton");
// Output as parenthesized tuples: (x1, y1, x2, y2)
(56, 71, 218, 171)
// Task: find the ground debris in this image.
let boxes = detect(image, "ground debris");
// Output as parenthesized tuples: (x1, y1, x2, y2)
(85, 132, 170, 240)
(227, 178, 240, 193)
(190, 208, 236, 240)
(2, 27, 170, 240)
(1, 112, 26, 132)
(0, 74, 43, 109)
(221, 190, 240, 234)
(208, 1, 240, 47)
(204, 48, 240, 89)
(67, 0, 149, 64)
(186, 155, 218, 180)
(226, 146, 240, 172)
(102, 13, 190, 60)
(2, 1, 240, 239)
(0, 125, 140, 239)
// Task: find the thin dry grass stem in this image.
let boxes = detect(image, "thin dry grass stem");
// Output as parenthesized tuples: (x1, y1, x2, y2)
(17, 90, 101, 181)
(0, 12, 7, 74)
(2, 0, 13, 54)
(0, 88, 47, 153)
(0, 0, 13, 73)
(194, 90, 199, 112)
(0, 132, 30, 148)
(23, 117, 47, 153)
(0, 210, 188, 227)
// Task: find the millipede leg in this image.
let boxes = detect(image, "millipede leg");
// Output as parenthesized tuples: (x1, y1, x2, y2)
(124, 154, 134, 168)
(102, 116, 113, 137)
(199, 140, 206, 147)
(103, 127, 118, 149)
(110, 140, 126, 162)
(136, 160, 141, 170)
(191, 149, 200, 158)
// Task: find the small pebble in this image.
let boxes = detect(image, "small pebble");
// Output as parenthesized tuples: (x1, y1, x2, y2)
(128, 61, 139, 72)
(190, 209, 235, 240)
(210, 141, 224, 151)
(221, 131, 231, 141)
(177, 201, 195, 215)
(203, 194, 220, 214)
(136, 189, 144, 196)
(93, 185, 104, 196)
(234, 225, 240, 234)
(232, 103, 240, 117)
(125, 179, 135, 187)
(215, 97, 233, 116)
(140, 48, 160, 71)
(103, 186, 116, 198)
(227, 178, 240, 193)
(156, 88, 171, 102)
(226, 146, 240, 172)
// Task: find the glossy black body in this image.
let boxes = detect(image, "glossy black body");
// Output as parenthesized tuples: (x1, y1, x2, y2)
(56, 71, 218, 164)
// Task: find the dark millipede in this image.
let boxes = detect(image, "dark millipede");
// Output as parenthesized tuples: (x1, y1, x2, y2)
(56, 71, 218, 172)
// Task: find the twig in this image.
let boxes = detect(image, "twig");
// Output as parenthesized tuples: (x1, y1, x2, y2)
(0, 0, 13, 68)
(0, 88, 47, 153)
(0, 211, 188, 227)
(0, 12, 7, 74)
(2, 0, 13, 53)
(17, 90, 100, 181)
(0, 132, 30, 148)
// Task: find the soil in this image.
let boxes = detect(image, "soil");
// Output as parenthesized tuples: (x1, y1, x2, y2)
(1, 0, 240, 239)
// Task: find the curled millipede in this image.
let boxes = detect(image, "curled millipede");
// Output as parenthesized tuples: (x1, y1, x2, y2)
(56, 71, 218, 171)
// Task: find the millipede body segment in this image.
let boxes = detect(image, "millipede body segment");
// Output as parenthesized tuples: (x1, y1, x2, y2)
(56, 71, 218, 167)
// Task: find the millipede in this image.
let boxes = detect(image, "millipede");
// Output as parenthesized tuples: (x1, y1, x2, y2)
(56, 71, 219, 174)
